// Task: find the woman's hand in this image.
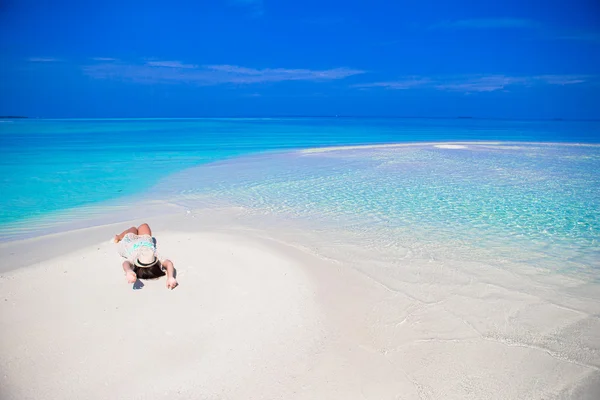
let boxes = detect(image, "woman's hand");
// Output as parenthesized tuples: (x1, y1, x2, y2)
(126, 270, 137, 284)
(166, 277, 178, 290)
(123, 261, 136, 283)
(162, 259, 178, 290)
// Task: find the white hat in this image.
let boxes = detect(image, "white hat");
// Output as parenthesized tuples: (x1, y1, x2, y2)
(134, 247, 158, 268)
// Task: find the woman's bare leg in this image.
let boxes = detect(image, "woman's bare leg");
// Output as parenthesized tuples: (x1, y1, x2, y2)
(114, 226, 138, 243)
(137, 223, 152, 236)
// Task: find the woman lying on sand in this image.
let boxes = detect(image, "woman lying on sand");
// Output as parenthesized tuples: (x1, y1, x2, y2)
(113, 223, 178, 290)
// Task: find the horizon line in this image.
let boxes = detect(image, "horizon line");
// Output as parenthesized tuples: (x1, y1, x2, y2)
(2, 115, 600, 122)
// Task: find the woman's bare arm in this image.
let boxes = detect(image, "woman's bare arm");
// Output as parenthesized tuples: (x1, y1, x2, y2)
(162, 259, 178, 290)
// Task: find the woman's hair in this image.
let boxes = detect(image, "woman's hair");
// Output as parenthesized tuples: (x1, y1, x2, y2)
(133, 261, 165, 280)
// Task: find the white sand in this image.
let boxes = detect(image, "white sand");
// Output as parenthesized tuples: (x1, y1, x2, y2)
(1, 214, 599, 399)
(433, 144, 468, 149)
(299, 141, 599, 154)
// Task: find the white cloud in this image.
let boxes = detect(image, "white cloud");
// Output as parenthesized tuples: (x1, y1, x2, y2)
(28, 57, 59, 62)
(146, 61, 198, 69)
(534, 75, 588, 85)
(84, 60, 365, 85)
(355, 74, 591, 93)
(353, 78, 432, 90)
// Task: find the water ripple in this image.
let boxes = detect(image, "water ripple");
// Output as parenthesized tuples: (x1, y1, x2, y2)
(153, 143, 600, 280)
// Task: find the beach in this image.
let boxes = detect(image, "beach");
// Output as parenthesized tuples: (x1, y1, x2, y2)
(1, 119, 599, 399)
(1, 209, 599, 399)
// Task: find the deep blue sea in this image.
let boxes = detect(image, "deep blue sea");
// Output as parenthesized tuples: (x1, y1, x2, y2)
(1, 118, 599, 278)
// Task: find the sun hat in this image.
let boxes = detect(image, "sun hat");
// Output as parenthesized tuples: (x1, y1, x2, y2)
(134, 247, 158, 268)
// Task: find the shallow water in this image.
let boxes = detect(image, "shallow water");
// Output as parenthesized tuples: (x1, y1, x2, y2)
(1, 117, 599, 231)
(152, 143, 600, 281)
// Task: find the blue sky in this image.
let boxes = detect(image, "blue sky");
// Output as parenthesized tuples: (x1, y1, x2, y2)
(0, 0, 599, 118)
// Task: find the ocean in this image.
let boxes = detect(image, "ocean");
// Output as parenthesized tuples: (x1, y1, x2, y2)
(1, 117, 599, 281)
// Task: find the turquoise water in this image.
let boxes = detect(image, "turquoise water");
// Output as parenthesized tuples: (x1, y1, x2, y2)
(1, 118, 599, 257)
(155, 142, 600, 278)
(1, 118, 599, 225)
